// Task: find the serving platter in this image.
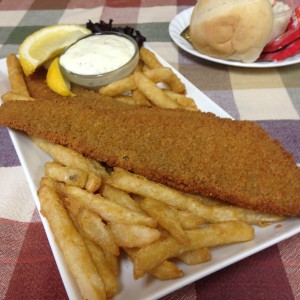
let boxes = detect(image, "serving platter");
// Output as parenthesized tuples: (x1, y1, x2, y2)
(169, 7, 300, 68)
(1, 50, 300, 300)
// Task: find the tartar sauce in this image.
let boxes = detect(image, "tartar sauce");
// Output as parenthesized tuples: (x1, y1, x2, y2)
(60, 34, 136, 75)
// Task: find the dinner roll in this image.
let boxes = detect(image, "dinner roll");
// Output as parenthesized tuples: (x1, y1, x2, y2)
(190, 0, 274, 63)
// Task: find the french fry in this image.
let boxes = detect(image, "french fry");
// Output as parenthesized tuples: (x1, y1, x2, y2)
(6, 53, 30, 97)
(99, 75, 136, 96)
(31, 136, 108, 177)
(107, 168, 284, 225)
(143, 67, 174, 84)
(177, 248, 211, 265)
(124, 248, 183, 280)
(133, 221, 254, 279)
(172, 209, 206, 230)
(132, 89, 152, 107)
(133, 72, 180, 108)
(101, 183, 142, 213)
(62, 193, 119, 297)
(63, 197, 120, 256)
(38, 185, 106, 300)
(1, 91, 35, 102)
(109, 223, 161, 248)
(164, 89, 198, 110)
(56, 183, 157, 227)
(45, 162, 88, 188)
(139, 47, 163, 69)
(140, 197, 188, 244)
(84, 239, 119, 298)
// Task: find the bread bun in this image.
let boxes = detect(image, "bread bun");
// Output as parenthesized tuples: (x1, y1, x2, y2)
(190, 0, 274, 63)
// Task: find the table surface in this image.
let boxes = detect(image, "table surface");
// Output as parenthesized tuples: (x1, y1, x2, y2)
(0, 1, 300, 299)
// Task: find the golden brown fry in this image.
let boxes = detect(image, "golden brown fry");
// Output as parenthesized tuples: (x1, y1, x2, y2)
(134, 59, 144, 72)
(31, 136, 108, 177)
(101, 183, 142, 212)
(45, 162, 88, 188)
(165, 73, 186, 94)
(84, 239, 119, 298)
(143, 67, 173, 84)
(56, 183, 157, 227)
(1, 91, 35, 102)
(133, 72, 179, 109)
(63, 197, 120, 256)
(39, 176, 56, 188)
(131, 89, 152, 107)
(139, 47, 163, 69)
(133, 221, 254, 279)
(99, 75, 136, 96)
(103, 250, 119, 276)
(107, 168, 283, 225)
(172, 209, 206, 230)
(177, 248, 211, 265)
(164, 89, 198, 110)
(109, 223, 161, 248)
(124, 248, 183, 280)
(38, 185, 106, 300)
(140, 197, 188, 244)
(6, 53, 30, 97)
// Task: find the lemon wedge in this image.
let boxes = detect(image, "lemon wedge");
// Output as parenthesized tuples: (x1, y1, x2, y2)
(18, 24, 91, 76)
(46, 57, 75, 97)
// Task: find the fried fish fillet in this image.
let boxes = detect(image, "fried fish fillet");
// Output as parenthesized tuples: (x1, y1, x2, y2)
(0, 99, 299, 216)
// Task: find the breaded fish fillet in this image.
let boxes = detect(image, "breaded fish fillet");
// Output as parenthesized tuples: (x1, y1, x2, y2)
(0, 99, 299, 216)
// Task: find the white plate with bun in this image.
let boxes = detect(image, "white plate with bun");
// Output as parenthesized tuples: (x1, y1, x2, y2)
(169, 7, 300, 68)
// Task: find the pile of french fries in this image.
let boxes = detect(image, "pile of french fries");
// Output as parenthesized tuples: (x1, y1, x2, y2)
(2, 48, 284, 300)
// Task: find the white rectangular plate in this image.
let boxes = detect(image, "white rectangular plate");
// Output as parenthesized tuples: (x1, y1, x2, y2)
(1, 48, 300, 300)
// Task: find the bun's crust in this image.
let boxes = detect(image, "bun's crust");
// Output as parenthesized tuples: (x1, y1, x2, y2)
(190, 0, 274, 63)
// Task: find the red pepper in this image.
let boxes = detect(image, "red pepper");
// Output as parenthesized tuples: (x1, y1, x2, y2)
(258, 37, 300, 61)
(263, 27, 300, 52)
(259, 4, 300, 61)
(287, 4, 300, 30)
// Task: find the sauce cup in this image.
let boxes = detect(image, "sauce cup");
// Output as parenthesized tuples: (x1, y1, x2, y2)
(59, 32, 139, 89)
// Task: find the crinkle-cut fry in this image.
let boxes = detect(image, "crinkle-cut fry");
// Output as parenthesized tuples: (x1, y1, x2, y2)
(172, 209, 206, 229)
(107, 168, 284, 225)
(38, 185, 106, 300)
(124, 248, 184, 280)
(140, 197, 188, 244)
(31, 136, 108, 178)
(101, 183, 142, 213)
(109, 223, 161, 248)
(99, 75, 136, 96)
(132, 89, 152, 107)
(177, 248, 211, 265)
(56, 182, 157, 227)
(45, 161, 88, 188)
(84, 239, 119, 298)
(133, 221, 254, 279)
(62, 197, 120, 256)
(164, 90, 198, 111)
(133, 72, 180, 109)
(6, 53, 30, 97)
(1, 91, 35, 102)
(139, 47, 163, 69)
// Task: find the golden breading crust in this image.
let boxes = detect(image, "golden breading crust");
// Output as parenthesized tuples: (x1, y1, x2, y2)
(0, 99, 299, 216)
